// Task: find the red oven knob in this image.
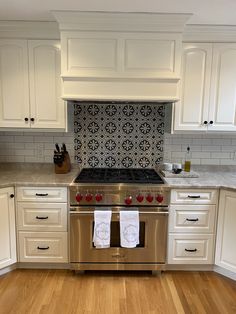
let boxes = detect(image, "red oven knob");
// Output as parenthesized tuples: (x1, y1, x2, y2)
(146, 194, 154, 203)
(95, 193, 103, 202)
(85, 193, 93, 202)
(136, 194, 144, 203)
(156, 194, 164, 203)
(75, 193, 83, 202)
(125, 196, 132, 205)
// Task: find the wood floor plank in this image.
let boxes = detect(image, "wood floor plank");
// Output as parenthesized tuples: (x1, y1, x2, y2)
(0, 269, 235, 314)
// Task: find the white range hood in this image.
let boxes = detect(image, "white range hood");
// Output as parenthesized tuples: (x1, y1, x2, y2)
(53, 11, 191, 102)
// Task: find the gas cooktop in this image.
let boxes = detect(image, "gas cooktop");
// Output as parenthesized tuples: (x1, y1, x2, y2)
(74, 168, 164, 184)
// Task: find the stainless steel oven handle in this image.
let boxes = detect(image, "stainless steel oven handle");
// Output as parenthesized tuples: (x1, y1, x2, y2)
(70, 211, 168, 215)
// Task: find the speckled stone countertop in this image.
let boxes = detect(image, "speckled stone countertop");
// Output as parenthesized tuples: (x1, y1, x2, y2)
(1, 163, 236, 190)
(0, 163, 80, 188)
(162, 165, 236, 190)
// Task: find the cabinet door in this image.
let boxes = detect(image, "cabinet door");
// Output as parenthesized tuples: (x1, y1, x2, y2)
(0, 187, 16, 269)
(28, 40, 65, 129)
(0, 40, 30, 128)
(209, 44, 236, 131)
(215, 190, 236, 274)
(174, 43, 212, 131)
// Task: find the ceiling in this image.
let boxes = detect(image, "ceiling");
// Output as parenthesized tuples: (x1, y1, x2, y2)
(0, 0, 235, 26)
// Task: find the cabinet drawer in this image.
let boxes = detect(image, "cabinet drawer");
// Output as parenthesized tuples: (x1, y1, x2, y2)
(18, 232, 68, 263)
(17, 187, 67, 203)
(169, 205, 216, 233)
(17, 203, 67, 232)
(168, 234, 214, 264)
(171, 189, 218, 204)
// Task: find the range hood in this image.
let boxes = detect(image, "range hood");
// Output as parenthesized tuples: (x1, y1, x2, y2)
(53, 11, 191, 102)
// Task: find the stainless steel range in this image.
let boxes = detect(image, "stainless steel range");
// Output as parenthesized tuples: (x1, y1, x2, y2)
(69, 168, 170, 272)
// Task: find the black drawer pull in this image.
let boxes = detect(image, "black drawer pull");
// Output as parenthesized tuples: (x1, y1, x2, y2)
(186, 218, 199, 222)
(36, 193, 48, 197)
(187, 195, 201, 199)
(36, 216, 49, 220)
(185, 248, 197, 252)
(37, 246, 49, 250)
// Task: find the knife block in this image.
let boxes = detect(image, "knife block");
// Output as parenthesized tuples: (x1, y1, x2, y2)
(54, 152, 71, 174)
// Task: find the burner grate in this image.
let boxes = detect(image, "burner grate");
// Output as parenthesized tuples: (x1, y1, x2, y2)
(74, 168, 164, 184)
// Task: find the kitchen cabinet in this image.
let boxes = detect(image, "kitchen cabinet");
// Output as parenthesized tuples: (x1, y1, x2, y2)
(215, 190, 236, 274)
(16, 186, 68, 263)
(168, 189, 218, 264)
(0, 187, 17, 269)
(0, 39, 66, 130)
(174, 43, 236, 132)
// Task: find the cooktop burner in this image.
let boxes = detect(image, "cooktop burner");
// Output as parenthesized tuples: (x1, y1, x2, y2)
(74, 168, 164, 184)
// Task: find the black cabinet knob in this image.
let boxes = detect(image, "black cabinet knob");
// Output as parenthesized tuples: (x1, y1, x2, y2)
(209, 121, 213, 124)
(24, 118, 29, 122)
(10, 194, 14, 198)
(30, 118, 35, 122)
(203, 121, 208, 125)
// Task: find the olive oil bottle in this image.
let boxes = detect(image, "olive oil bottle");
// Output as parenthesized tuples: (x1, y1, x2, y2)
(184, 146, 191, 172)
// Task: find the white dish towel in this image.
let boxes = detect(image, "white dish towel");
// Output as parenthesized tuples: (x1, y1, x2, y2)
(120, 211, 139, 248)
(93, 210, 112, 249)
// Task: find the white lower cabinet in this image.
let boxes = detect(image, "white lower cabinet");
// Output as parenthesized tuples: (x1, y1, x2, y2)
(168, 189, 218, 265)
(168, 234, 214, 264)
(16, 187, 68, 264)
(19, 232, 67, 263)
(0, 187, 17, 269)
(215, 190, 236, 274)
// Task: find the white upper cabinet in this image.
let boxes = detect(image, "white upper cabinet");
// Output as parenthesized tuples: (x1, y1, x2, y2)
(209, 44, 236, 131)
(0, 40, 30, 128)
(28, 40, 65, 129)
(174, 42, 236, 132)
(174, 43, 212, 131)
(0, 187, 16, 269)
(0, 39, 65, 130)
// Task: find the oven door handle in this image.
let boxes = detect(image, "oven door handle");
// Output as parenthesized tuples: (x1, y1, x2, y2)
(70, 211, 169, 215)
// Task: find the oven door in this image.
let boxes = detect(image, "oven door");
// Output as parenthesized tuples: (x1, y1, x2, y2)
(70, 207, 168, 265)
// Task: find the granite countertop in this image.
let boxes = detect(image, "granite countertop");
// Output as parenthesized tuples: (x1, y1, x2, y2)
(0, 163, 80, 188)
(162, 165, 236, 190)
(1, 163, 236, 191)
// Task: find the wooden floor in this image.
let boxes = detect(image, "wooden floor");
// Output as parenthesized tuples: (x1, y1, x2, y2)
(0, 269, 235, 314)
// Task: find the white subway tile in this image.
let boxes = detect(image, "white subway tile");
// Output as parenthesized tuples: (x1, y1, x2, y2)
(201, 159, 220, 165)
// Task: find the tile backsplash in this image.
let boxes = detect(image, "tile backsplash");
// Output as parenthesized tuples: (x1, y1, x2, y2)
(74, 102, 164, 168)
(0, 103, 236, 166)
(0, 131, 74, 163)
(164, 133, 236, 165)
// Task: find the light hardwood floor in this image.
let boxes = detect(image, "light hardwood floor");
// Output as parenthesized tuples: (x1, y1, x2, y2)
(0, 270, 235, 314)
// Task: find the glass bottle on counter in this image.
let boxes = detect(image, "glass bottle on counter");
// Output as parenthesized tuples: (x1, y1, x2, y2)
(184, 146, 191, 172)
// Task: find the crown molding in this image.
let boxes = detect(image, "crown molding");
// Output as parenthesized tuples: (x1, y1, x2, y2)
(184, 24, 236, 42)
(52, 11, 192, 33)
(0, 21, 60, 39)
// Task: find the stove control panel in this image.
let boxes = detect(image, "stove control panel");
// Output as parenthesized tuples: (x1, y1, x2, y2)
(71, 187, 169, 207)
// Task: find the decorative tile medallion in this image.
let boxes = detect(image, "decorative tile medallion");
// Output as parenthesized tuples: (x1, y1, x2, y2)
(74, 102, 164, 168)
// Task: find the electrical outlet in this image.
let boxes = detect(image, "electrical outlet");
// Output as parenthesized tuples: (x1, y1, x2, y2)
(35, 143, 44, 158)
